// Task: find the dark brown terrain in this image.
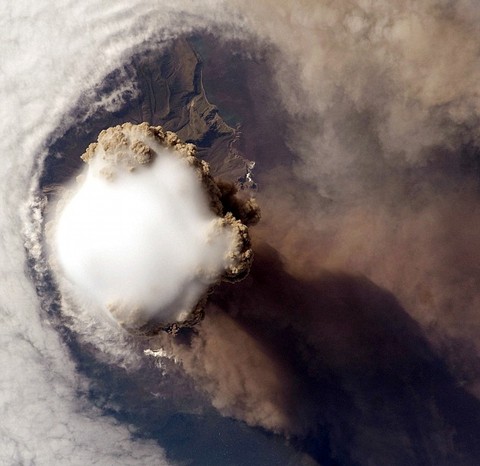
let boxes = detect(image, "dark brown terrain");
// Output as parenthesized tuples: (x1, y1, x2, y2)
(40, 38, 255, 195)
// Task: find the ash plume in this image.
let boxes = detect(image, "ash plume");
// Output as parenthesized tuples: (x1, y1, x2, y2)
(53, 122, 258, 335)
(217, 0, 480, 401)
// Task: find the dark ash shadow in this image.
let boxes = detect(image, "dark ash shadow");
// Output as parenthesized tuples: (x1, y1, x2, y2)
(210, 243, 480, 466)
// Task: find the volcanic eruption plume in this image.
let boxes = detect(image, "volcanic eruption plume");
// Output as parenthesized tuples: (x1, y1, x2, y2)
(52, 122, 258, 335)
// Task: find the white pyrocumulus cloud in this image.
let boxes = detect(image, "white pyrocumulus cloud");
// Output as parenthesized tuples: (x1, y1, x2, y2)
(54, 123, 244, 332)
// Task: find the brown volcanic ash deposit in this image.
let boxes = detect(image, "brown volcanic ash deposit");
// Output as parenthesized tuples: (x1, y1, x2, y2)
(53, 122, 258, 335)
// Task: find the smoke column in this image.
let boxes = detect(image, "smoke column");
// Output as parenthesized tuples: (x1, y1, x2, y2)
(53, 122, 255, 334)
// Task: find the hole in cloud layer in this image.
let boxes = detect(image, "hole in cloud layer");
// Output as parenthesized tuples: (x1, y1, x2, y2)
(11, 1, 480, 465)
